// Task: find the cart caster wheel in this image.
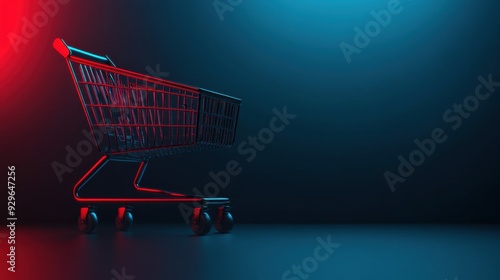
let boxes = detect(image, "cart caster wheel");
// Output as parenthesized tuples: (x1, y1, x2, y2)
(215, 209, 234, 233)
(115, 207, 133, 231)
(191, 208, 211, 235)
(78, 207, 98, 234)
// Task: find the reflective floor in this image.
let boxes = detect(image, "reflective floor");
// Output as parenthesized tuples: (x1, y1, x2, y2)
(1, 224, 500, 280)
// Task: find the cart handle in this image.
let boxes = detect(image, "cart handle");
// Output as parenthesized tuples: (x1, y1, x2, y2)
(53, 38, 116, 66)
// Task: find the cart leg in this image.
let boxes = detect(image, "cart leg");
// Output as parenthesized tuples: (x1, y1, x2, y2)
(73, 155, 110, 201)
(73, 157, 109, 233)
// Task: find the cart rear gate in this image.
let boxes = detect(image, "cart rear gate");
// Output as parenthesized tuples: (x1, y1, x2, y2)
(53, 38, 241, 235)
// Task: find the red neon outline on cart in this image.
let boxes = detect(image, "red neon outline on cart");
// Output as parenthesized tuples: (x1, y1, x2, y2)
(72, 155, 206, 203)
(55, 38, 239, 205)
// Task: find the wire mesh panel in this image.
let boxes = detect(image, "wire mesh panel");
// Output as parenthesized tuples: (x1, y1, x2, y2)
(69, 59, 199, 155)
(197, 89, 240, 148)
(66, 58, 240, 159)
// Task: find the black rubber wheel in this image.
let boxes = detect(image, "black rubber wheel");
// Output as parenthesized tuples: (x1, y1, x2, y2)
(78, 211, 98, 234)
(191, 211, 212, 235)
(115, 211, 133, 231)
(215, 211, 234, 233)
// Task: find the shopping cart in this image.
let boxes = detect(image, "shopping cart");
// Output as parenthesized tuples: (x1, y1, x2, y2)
(53, 38, 241, 235)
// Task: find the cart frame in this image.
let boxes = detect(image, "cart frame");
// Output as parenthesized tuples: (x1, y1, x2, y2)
(53, 38, 241, 234)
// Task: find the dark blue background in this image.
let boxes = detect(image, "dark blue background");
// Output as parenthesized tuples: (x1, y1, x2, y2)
(2, 0, 500, 224)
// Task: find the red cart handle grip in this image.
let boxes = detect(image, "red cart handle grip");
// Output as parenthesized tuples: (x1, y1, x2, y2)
(53, 38, 116, 66)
